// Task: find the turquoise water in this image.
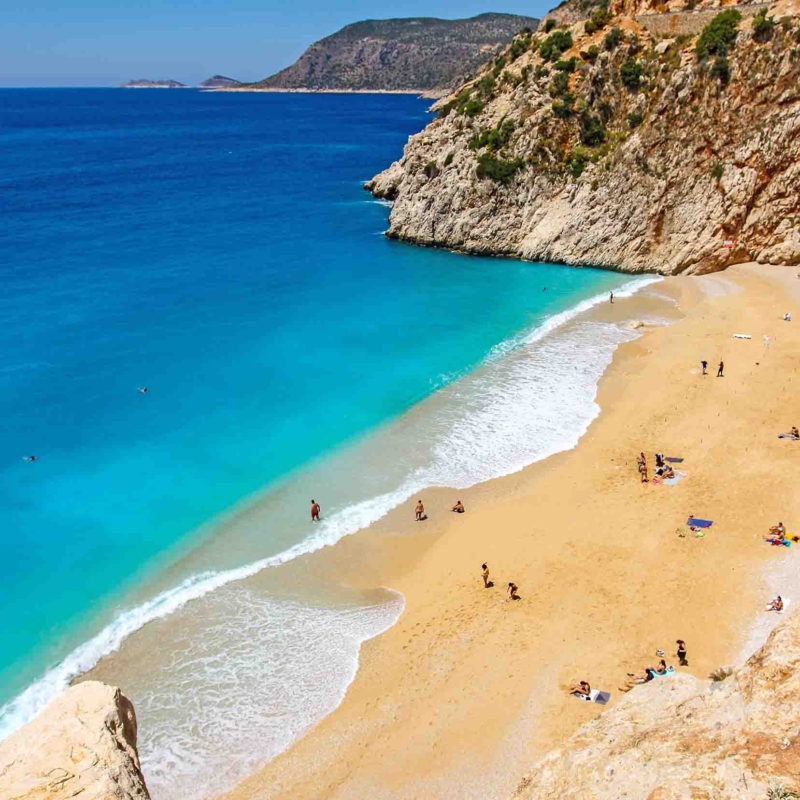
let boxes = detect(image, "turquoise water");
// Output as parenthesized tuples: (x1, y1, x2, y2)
(0, 89, 634, 766)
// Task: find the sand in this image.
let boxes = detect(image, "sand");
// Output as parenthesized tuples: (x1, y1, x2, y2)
(223, 263, 800, 800)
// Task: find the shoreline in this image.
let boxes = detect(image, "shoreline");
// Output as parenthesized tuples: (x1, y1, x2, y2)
(207, 87, 447, 99)
(224, 263, 800, 799)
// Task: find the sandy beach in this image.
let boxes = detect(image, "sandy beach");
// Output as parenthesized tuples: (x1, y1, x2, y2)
(221, 263, 800, 800)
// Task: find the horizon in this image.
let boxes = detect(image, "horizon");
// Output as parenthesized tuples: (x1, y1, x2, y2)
(0, 1, 551, 88)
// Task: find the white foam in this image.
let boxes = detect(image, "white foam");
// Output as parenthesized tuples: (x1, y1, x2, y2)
(0, 273, 662, 747)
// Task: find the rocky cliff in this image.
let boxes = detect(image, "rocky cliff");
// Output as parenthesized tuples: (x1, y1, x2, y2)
(367, 0, 800, 274)
(0, 682, 150, 800)
(512, 613, 800, 798)
(250, 14, 540, 93)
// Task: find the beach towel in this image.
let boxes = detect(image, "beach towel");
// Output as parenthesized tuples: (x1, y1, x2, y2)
(665, 457, 684, 463)
(687, 517, 713, 528)
(765, 538, 791, 547)
(574, 689, 611, 705)
(647, 666, 676, 679)
(733, 334, 752, 339)
(778, 434, 800, 440)
(663, 473, 684, 486)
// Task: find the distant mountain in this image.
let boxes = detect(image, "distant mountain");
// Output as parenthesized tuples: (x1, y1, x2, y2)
(199, 75, 243, 89)
(121, 79, 187, 89)
(249, 13, 540, 93)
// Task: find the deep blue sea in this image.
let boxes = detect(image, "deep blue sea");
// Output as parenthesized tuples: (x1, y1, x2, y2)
(0, 88, 654, 797)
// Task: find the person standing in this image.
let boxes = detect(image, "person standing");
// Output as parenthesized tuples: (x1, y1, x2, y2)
(717, 360, 724, 377)
(676, 639, 688, 666)
(610, 291, 614, 304)
(701, 360, 708, 376)
(415, 499, 425, 521)
(481, 563, 491, 588)
(310, 499, 321, 522)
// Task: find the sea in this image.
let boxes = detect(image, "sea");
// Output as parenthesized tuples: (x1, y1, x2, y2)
(0, 88, 662, 798)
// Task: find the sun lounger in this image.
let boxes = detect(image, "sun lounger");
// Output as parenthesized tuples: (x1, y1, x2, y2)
(665, 457, 684, 463)
(687, 517, 713, 528)
(573, 689, 611, 704)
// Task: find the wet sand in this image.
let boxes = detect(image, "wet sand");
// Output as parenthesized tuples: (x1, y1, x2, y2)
(221, 263, 800, 799)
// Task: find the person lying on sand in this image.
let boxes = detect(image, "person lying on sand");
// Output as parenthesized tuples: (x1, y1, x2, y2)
(481, 563, 491, 588)
(619, 668, 654, 692)
(415, 500, 425, 521)
(452, 500, 465, 513)
(570, 681, 591, 697)
(768, 595, 784, 612)
(507, 582, 520, 601)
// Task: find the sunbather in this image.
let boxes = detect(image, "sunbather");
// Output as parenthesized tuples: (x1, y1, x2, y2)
(638, 460, 648, 483)
(654, 659, 669, 675)
(792, 427, 799, 438)
(570, 681, 591, 698)
(769, 522, 786, 537)
(619, 668, 654, 692)
(452, 500, 465, 513)
(768, 595, 784, 612)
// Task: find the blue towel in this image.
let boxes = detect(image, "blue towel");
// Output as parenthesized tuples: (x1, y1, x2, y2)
(665, 457, 684, 463)
(687, 517, 713, 528)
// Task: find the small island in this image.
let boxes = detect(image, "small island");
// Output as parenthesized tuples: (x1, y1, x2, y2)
(199, 75, 243, 89)
(121, 79, 187, 89)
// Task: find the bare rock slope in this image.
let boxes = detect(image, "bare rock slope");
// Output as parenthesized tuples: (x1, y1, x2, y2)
(0, 681, 150, 800)
(513, 613, 800, 799)
(367, 0, 800, 274)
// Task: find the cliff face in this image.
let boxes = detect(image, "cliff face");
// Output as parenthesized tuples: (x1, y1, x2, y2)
(367, 0, 800, 274)
(252, 14, 540, 93)
(513, 613, 800, 799)
(0, 682, 150, 800)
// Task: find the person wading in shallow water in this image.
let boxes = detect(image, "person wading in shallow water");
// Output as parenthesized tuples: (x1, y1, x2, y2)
(310, 499, 321, 522)
(610, 291, 614, 304)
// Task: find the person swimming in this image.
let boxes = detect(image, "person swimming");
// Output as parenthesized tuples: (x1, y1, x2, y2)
(138, 387, 148, 394)
(452, 500, 465, 513)
(23, 455, 36, 463)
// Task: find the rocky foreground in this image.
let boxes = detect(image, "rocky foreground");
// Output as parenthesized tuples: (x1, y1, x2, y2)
(513, 612, 800, 798)
(367, 0, 800, 274)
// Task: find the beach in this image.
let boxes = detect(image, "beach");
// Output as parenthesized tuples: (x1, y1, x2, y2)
(224, 263, 800, 799)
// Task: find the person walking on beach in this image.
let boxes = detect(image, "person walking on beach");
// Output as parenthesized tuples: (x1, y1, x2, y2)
(610, 291, 614, 304)
(717, 360, 724, 377)
(310, 499, 321, 522)
(701, 360, 708, 376)
(637, 452, 648, 483)
(676, 639, 688, 666)
(415, 499, 425, 521)
(481, 563, 492, 588)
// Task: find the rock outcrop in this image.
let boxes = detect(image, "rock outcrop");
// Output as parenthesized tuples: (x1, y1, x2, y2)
(200, 75, 243, 89)
(512, 613, 800, 799)
(250, 14, 540, 93)
(367, 0, 800, 274)
(0, 682, 150, 800)
(121, 79, 187, 88)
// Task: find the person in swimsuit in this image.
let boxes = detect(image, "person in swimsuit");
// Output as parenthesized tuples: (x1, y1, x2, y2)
(481, 563, 491, 588)
(138, 387, 148, 394)
(791, 426, 799, 438)
(24, 455, 37, 463)
(570, 680, 591, 697)
(452, 500, 465, 513)
(654, 659, 669, 675)
(415, 500, 425, 521)
(507, 582, 520, 600)
(638, 460, 648, 483)
(610, 291, 614, 304)
(768, 596, 784, 612)
(769, 522, 786, 537)
(717, 361, 724, 377)
(310, 500, 321, 522)
(701, 360, 708, 375)
(676, 639, 688, 666)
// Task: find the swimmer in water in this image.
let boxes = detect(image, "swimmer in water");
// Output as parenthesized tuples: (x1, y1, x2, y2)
(138, 387, 148, 394)
(24, 456, 37, 463)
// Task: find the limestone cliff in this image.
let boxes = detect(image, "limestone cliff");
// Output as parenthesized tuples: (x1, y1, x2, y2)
(367, 0, 800, 274)
(0, 681, 150, 800)
(512, 613, 800, 799)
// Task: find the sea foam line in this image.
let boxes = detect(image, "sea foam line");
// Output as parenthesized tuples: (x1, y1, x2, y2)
(0, 273, 661, 743)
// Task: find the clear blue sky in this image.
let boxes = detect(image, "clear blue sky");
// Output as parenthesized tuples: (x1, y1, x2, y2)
(0, 0, 553, 87)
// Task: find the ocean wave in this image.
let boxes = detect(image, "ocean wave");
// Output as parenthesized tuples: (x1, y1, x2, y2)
(0, 273, 662, 744)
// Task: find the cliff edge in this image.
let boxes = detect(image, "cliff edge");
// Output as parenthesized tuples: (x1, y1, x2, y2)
(367, 0, 800, 274)
(513, 613, 800, 799)
(0, 681, 150, 800)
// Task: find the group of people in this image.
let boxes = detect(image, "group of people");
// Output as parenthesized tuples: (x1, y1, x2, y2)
(637, 452, 675, 483)
(413, 498, 465, 521)
(700, 360, 724, 377)
(481, 563, 519, 600)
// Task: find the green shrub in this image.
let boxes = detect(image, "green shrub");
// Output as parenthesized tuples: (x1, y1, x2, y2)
(796, 28, 800, 44)
(550, 70, 571, 96)
(565, 146, 590, 177)
(579, 110, 606, 145)
(444, 153, 454, 167)
(710, 55, 731, 84)
(711, 162, 723, 180)
(469, 118, 516, 152)
(696, 9, 741, 60)
(543, 18, 558, 32)
(554, 56, 578, 72)
(508, 35, 532, 61)
(585, 5, 612, 34)
(582, 44, 601, 62)
(620, 57, 644, 90)
(552, 98, 575, 118)
(604, 27, 623, 51)
(540, 30, 573, 61)
(597, 100, 614, 122)
(477, 74, 496, 97)
(535, 65, 550, 79)
(752, 8, 777, 43)
(627, 110, 644, 128)
(476, 153, 523, 185)
(423, 160, 439, 178)
(461, 98, 484, 117)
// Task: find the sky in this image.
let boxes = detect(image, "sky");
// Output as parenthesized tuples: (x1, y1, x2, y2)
(0, 0, 554, 87)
